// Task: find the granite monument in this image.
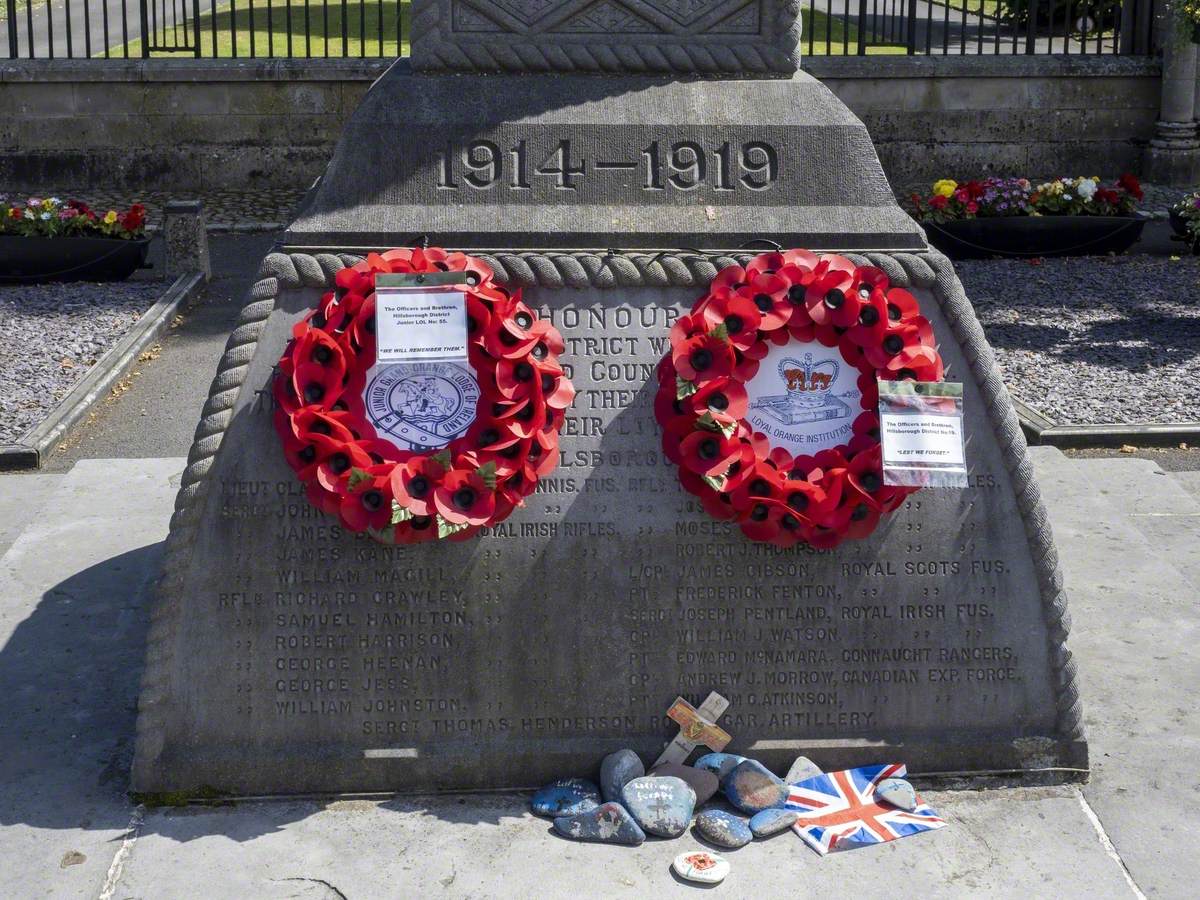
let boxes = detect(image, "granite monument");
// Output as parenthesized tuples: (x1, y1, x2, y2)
(133, 0, 1086, 794)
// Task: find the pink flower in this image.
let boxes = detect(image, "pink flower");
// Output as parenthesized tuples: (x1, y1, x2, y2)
(966, 201, 979, 214)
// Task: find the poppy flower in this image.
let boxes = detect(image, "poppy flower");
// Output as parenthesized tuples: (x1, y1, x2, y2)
(689, 378, 749, 420)
(734, 271, 791, 332)
(315, 440, 374, 493)
(846, 283, 888, 347)
(680, 429, 743, 478)
(673, 333, 735, 382)
(699, 293, 762, 350)
(727, 462, 785, 513)
(662, 415, 699, 466)
(885, 287, 921, 324)
(394, 514, 440, 545)
(669, 311, 708, 351)
(390, 455, 446, 516)
(339, 465, 395, 531)
(707, 264, 748, 301)
(434, 468, 496, 526)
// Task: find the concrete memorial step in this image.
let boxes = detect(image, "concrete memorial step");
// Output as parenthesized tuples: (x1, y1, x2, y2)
(0, 458, 183, 900)
(1074, 456, 1200, 592)
(0, 473, 61, 560)
(1030, 447, 1198, 899)
(1168, 468, 1200, 501)
(132, 1, 1087, 796)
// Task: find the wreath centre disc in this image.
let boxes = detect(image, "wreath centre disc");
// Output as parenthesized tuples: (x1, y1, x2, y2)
(743, 340, 864, 457)
(364, 360, 480, 453)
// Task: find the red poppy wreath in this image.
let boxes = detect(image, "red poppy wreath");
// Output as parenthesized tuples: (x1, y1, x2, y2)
(273, 247, 575, 543)
(656, 249, 945, 549)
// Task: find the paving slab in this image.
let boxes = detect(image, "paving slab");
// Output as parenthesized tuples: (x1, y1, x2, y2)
(1074, 456, 1200, 591)
(0, 473, 60, 559)
(1167, 468, 1200, 501)
(1031, 446, 1199, 900)
(0, 458, 184, 900)
(112, 787, 1132, 900)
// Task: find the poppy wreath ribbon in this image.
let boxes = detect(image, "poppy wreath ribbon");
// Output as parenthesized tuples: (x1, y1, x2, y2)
(274, 247, 576, 543)
(655, 249, 945, 549)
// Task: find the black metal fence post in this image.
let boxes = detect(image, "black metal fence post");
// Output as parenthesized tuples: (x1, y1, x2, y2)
(139, 0, 152, 58)
(906, 0, 918, 53)
(6, 0, 17, 58)
(193, 0, 202, 57)
(857, 0, 868, 54)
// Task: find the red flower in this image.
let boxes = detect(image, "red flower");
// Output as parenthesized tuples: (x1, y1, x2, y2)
(929, 195, 948, 210)
(699, 293, 762, 350)
(434, 469, 496, 526)
(673, 333, 735, 382)
(1118, 173, 1143, 201)
(338, 465, 395, 531)
(679, 429, 744, 478)
(389, 455, 446, 516)
(688, 378, 749, 420)
(733, 271, 791, 332)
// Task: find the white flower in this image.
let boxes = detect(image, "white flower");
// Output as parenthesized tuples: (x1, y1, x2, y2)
(1076, 179, 1097, 199)
(47, 196, 61, 206)
(39, 211, 51, 220)
(1063, 194, 1072, 201)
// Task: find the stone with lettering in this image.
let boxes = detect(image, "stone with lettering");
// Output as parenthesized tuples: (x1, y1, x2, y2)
(600, 749, 645, 803)
(133, 0, 1086, 797)
(784, 756, 823, 786)
(412, 0, 802, 76)
(875, 777, 919, 812)
(621, 776, 696, 839)
(672, 850, 730, 885)
(723, 760, 789, 814)
(531, 778, 602, 818)
(749, 807, 799, 838)
(650, 763, 719, 806)
(694, 753, 748, 783)
(695, 810, 753, 849)
(553, 802, 646, 846)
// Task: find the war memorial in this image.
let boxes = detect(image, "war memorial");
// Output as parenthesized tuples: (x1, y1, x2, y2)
(131, 0, 1086, 797)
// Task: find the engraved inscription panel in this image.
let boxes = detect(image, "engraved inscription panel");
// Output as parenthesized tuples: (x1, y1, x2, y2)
(164, 280, 1067, 793)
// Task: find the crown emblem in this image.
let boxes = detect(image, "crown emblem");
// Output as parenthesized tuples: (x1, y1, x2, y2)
(779, 354, 838, 394)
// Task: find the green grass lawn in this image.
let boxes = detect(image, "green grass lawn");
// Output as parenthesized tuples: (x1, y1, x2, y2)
(110, 3, 899, 59)
(116, 0, 410, 58)
(804, 8, 907, 55)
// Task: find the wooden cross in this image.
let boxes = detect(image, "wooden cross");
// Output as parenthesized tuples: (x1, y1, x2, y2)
(652, 692, 733, 767)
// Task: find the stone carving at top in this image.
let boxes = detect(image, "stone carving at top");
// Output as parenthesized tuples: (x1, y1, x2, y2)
(411, 0, 802, 75)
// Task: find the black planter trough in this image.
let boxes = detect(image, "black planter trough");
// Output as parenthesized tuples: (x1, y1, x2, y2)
(0, 235, 152, 284)
(922, 215, 1147, 260)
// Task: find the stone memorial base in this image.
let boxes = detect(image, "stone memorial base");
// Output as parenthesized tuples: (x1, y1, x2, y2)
(132, 245, 1086, 795)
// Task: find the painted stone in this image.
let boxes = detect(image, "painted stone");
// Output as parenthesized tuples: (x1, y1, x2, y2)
(600, 748, 645, 803)
(723, 760, 790, 815)
(620, 776, 696, 839)
(694, 752, 747, 783)
(785, 756, 824, 785)
(672, 850, 730, 885)
(875, 777, 919, 812)
(694, 809, 753, 849)
(749, 808, 800, 838)
(530, 778, 601, 818)
(553, 802, 646, 846)
(649, 762, 719, 806)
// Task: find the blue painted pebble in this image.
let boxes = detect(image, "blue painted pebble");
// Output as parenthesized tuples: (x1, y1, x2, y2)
(693, 752, 747, 782)
(621, 776, 696, 838)
(530, 778, 601, 818)
(695, 809, 753, 849)
(875, 777, 919, 812)
(749, 808, 800, 838)
(723, 760, 789, 815)
(599, 748, 645, 802)
(553, 802, 646, 846)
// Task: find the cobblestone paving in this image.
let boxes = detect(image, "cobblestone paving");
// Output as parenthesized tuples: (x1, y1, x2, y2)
(0, 280, 168, 444)
(960, 254, 1200, 426)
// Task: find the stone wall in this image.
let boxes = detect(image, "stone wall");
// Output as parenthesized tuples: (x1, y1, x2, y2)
(0, 56, 1161, 192)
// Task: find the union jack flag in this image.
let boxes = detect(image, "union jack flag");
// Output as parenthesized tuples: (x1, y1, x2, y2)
(785, 763, 945, 855)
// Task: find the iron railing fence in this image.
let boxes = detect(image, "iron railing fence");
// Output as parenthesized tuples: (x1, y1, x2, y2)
(1, 0, 1159, 60)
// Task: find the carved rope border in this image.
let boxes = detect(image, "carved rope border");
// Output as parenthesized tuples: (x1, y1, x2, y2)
(133, 248, 1082, 781)
(409, 0, 803, 75)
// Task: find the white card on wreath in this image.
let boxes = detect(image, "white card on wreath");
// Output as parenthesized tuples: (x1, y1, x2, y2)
(374, 288, 468, 364)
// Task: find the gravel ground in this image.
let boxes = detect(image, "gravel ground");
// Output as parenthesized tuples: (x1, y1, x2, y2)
(959, 255, 1200, 426)
(0, 281, 166, 444)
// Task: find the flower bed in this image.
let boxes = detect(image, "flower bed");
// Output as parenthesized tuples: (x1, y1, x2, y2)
(0, 196, 150, 283)
(1170, 191, 1200, 254)
(906, 176, 1146, 260)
